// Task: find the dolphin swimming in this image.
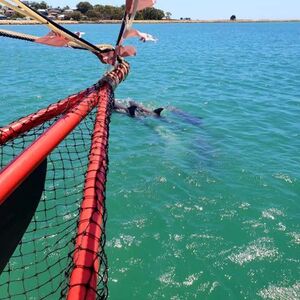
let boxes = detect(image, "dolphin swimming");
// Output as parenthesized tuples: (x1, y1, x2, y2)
(166, 106, 202, 127)
(113, 100, 211, 168)
(128, 100, 164, 117)
(113, 100, 202, 128)
(113, 99, 164, 117)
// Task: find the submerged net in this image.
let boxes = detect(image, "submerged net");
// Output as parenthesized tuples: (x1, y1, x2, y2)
(0, 62, 129, 299)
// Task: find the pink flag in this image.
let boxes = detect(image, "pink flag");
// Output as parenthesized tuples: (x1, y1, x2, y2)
(136, 0, 156, 12)
(126, 0, 156, 14)
(125, 0, 134, 13)
(116, 45, 137, 57)
(98, 46, 137, 65)
(35, 31, 70, 47)
(123, 28, 157, 42)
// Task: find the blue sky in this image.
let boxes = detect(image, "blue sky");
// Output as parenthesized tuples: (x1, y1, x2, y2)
(47, 0, 300, 20)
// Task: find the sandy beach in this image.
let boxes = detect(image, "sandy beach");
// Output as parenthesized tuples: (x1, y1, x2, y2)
(1, 19, 300, 25)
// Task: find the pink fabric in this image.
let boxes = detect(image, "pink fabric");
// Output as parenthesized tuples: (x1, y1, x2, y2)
(125, 0, 134, 13)
(99, 50, 117, 65)
(126, 0, 156, 13)
(123, 28, 156, 42)
(136, 0, 156, 12)
(99, 46, 137, 65)
(35, 31, 70, 47)
(117, 45, 137, 57)
(123, 28, 139, 39)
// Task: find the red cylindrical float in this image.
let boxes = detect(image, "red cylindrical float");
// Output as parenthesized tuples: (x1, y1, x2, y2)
(67, 83, 112, 300)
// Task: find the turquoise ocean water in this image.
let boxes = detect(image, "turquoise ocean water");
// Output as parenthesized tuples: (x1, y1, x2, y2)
(0, 23, 300, 299)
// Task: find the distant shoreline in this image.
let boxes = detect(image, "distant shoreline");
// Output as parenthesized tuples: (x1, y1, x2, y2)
(1, 19, 300, 25)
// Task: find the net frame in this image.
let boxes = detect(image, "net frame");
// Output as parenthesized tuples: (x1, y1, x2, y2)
(0, 61, 130, 299)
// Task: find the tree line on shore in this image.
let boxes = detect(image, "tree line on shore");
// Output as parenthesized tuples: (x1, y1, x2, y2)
(0, 1, 170, 21)
(74, 2, 166, 20)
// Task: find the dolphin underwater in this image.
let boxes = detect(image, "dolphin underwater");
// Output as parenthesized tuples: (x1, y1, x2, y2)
(113, 99, 164, 118)
(113, 100, 211, 166)
(113, 100, 202, 128)
(166, 106, 202, 127)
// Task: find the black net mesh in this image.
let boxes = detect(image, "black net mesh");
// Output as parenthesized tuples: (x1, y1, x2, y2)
(0, 94, 109, 299)
(0, 61, 129, 300)
(64, 84, 114, 300)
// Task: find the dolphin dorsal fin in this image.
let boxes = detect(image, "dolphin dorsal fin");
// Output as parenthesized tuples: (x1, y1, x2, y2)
(153, 108, 164, 116)
(127, 105, 137, 117)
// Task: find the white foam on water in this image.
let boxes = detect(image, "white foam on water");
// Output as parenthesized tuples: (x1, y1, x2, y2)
(190, 234, 223, 241)
(170, 234, 184, 242)
(220, 209, 238, 220)
(63, 212, 77, 221)
(159, 267, 178, 286)
(107, 234, 140, 249)
(153, 233, 160, 240)
(122, 218, 147, 229)
(118, 267, 129, 273)
(209, 281, 220, 294)
(273, 173, 295, 184)
(228, 238, 279, 265)
(243, 219, 266, 229)
(182, 274, 199, 286)
(288, 232, 300, 245)
(159, 268, 202, 289)
(277, 222, 286, 232)
(154, 125, 178, 143)
(197, 280, 219, 294)
(239, 202, 251, 210)
(262, 208, 285, 220)
(156, 176, 167, 183)
(258, 281, 300, 299)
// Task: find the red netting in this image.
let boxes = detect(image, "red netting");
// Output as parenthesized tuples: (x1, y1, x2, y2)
(0, 61, 130, 299)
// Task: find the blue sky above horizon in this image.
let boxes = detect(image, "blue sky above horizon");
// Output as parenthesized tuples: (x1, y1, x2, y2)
(46, 0, 300, 20)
